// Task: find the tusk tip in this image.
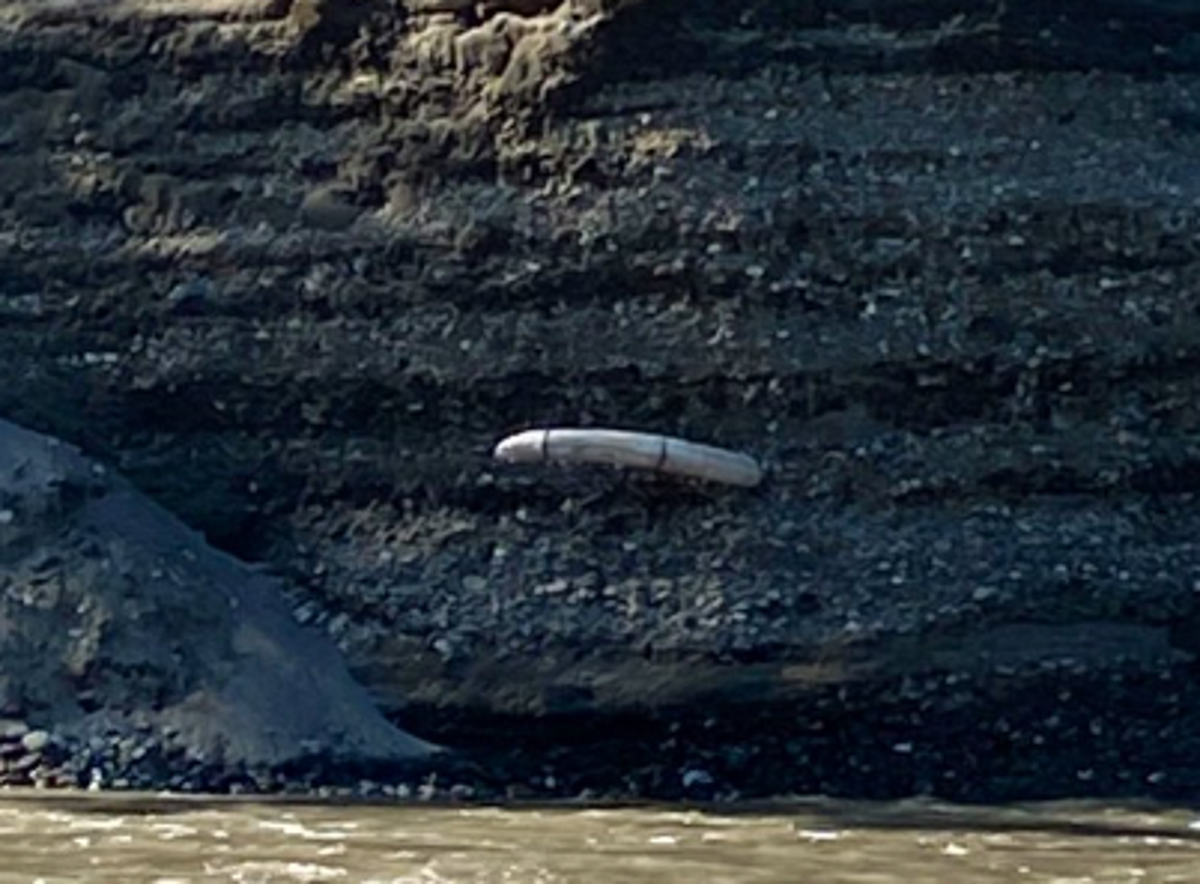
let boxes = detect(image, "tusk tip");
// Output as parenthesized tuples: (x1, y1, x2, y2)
(494, 431, 540, 463)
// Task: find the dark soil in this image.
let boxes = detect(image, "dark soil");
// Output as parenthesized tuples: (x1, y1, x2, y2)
(5, 0, 1200, 801)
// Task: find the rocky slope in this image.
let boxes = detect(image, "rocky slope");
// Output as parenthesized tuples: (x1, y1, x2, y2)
(5, 0, 1200, 799)
(0, 417, 434, 790)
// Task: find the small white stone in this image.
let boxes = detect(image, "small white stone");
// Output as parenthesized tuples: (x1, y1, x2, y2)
(20, 730, 50, 753)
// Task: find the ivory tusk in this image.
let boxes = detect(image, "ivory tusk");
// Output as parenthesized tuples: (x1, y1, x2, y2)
(493, 428, 764, 488)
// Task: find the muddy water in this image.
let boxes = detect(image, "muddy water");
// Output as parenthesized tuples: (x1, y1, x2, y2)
(3, 792, 1200, 883)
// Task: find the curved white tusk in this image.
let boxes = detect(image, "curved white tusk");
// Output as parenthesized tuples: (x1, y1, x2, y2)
(493, 427, 763, 488)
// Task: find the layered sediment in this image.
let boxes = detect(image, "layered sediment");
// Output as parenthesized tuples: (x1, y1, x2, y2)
(5, 0, 1200, 799)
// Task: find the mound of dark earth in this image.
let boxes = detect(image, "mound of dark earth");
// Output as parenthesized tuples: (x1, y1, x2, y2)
(6, 0, 1200, 799)
(0, 417, 434, 781)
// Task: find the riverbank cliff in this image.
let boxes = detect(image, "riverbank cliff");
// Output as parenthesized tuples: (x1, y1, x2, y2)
(5, 0, 1200, 800)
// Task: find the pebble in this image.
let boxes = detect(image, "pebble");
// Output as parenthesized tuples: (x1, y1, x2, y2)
(166, 277, 212, 310)
(21, 730, 51, 754)
(448, 783, 475, 800)
(299, 185, 362, 231)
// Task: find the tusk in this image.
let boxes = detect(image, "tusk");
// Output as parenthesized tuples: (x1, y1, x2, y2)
(493, 428, 763, 488)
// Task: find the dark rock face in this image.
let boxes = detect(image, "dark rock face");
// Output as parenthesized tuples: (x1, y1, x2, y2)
(5, 0, 1200, 798)
(0, 418, 434, 773)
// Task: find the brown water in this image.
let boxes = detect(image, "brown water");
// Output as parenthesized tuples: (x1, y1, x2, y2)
(3, 791, 1200, 883)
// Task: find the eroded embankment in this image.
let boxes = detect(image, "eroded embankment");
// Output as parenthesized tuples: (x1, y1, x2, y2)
(5, 0, 1200, 799)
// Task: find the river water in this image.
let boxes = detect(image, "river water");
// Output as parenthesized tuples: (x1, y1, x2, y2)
(3, 791, 1200, 883)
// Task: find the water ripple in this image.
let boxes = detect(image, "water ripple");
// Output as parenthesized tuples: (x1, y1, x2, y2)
(0, 792, 1199, 882)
